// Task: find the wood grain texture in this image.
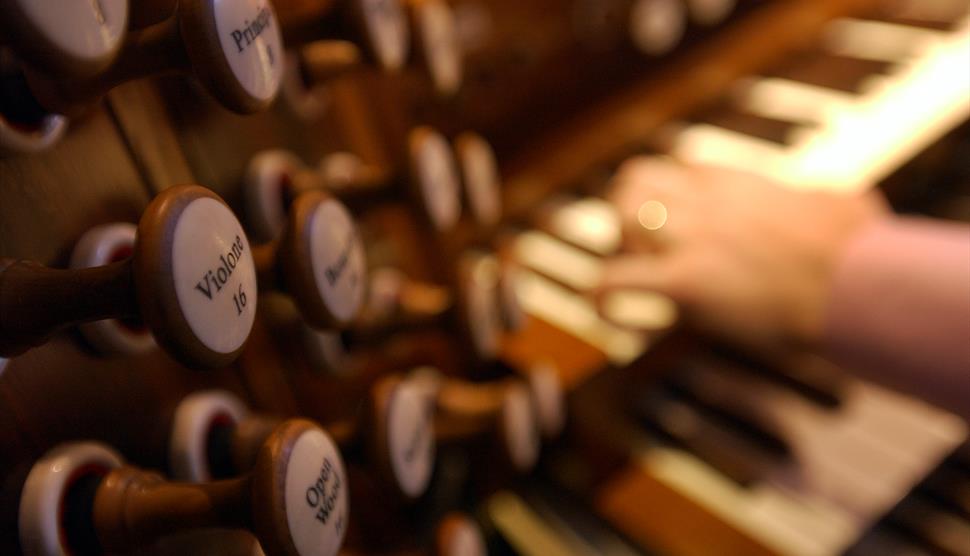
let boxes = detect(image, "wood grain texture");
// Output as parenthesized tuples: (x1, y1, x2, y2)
(157, 78, 345, 210)
(106, 80, 196, 192)
(0, 108, 149, 261)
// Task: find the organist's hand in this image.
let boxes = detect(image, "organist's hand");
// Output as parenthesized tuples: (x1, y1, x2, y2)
(596, 157, 888, 353)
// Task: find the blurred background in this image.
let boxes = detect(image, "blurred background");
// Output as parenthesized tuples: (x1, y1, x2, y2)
(1, 0, 968, 555)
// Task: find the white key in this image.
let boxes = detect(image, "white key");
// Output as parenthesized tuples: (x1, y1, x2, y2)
(783, 17, 970, 190)
(672, 123, 791, 178)
(821, 18, 947, 62)
(545, 197, 622, 256)
(513, 267, 646, 364)
(515, 230, 604, 291)
(640, 447, 854, 556)
(732, 77, 855, 126)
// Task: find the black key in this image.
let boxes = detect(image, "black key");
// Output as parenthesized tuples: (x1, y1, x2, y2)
(633, 388, 775, 486)
(707, 345, 846, 409)
(868, 14, 960, 31)
(947, 442, 970, 472)
(888, 496, 970, 556)
(844, 526, 936, 556)
(694, 105, 810, 145)
(869, 0, 969, 31)
(921, 466, 970, 519)
(767, 51, 894, 94)
(668, 365, 792, 457)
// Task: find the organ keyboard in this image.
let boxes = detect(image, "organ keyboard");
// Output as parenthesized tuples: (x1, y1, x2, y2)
(674, 14, 970, 190)
(494, 0, 970, 554)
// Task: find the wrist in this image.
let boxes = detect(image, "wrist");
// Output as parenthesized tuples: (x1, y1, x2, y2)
(792, 211, 896, 350)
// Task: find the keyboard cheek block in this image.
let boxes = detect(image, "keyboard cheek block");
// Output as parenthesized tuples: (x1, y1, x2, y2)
(0, 185, 258, 370)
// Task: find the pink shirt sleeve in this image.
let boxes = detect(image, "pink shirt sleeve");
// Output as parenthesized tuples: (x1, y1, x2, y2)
(825, 217, 970, 421)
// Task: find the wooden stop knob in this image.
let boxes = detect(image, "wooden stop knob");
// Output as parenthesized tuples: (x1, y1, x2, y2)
(18, 420, 349, 556)
(253, 190, 368, 330)
(23, 0, 285, 115)
(0, 185, 258, 369)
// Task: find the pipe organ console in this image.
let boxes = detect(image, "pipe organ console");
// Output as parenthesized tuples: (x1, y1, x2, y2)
(1, 0, 967, 555)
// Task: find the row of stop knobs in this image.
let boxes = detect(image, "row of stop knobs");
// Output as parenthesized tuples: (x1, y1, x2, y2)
(0, 172, 555, 555)
(0, 122, 508, 370)
(0, 89, 551, 556)
(17, 361, 565, 556)
(0, 3, 556, 555)
(0, 0, 464, 153)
